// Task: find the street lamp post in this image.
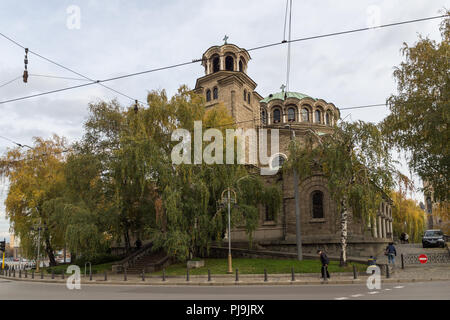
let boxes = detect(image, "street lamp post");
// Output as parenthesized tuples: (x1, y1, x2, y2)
(221, 188, 237, 274)
(31, 225, 42, 272)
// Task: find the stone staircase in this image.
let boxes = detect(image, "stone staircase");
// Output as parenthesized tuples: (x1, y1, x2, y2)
(111, 242, 171, 274)
(126, 250, 170, 274)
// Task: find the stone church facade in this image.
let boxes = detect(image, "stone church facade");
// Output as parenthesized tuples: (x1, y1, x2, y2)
(194, 43, 393, 258)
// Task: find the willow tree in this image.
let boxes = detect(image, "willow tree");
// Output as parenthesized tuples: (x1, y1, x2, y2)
(287, 121, 395, 266)
(146, 88, 282, 261)
(382, 12, 449, 201)
(0, 135, 67, 266)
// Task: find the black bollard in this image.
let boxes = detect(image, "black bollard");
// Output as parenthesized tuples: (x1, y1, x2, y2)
(104, 271, 107, 281)
(353, 265, 358, 279)
(142, 269, 145, 282)
(51, 269, 54, 280)
(401, 254, 405, 269)
(291, 267, 295, 282)
(162, 268, 166, 282)
(386, 264, 390, 278)
(235, 268, 239, 282)
(19, 269, 21, 278)
(264, 269, 268, 282)
(89, 269, 92, 281)
(186, 268, 190, 282)
(32, 270, 34, 279)
(13, 269, 15, 277)
(208, 269, 211, 282)
(41, 270, 43, 279)
(123, 268, 127, 281)
(25, 270, 27, 278)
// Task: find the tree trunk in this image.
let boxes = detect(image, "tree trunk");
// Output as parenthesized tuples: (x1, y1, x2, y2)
(339, 199, 348, 267)
(124, 229, 131, 253)
(44, 234, 57, 267)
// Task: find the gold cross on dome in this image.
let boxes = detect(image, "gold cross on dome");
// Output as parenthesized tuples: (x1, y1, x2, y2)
(223, 35, 229, 44)
(280, 84, 286, 92)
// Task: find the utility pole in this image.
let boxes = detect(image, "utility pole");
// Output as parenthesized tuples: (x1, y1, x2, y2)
(290, 127, 303, 260)
(33, 225, 42, 272)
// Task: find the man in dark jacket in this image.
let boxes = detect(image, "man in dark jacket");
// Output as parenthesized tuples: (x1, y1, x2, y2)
(385, 242, 397, 265)
(317, 249, 330, 281)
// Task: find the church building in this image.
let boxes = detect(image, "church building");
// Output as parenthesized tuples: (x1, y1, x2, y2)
(194, 42, 393, 258)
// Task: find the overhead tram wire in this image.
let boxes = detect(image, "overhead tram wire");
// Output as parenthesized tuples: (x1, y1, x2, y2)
(0, 32, 146, 105)
(0, 14, 448, 106)
(0, 101, 389, 163)
(0, 76, 21, 89)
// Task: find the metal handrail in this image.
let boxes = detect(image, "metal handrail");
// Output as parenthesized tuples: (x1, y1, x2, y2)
(113, 241, 154, 270)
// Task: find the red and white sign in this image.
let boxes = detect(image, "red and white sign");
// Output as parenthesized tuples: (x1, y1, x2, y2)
(419, 254, 428, 264)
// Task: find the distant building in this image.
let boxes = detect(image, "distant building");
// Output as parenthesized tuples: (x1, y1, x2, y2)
(9, 233, 20, 259)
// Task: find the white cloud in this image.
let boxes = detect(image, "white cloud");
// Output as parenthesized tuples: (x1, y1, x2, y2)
(0, 0, 445, 235)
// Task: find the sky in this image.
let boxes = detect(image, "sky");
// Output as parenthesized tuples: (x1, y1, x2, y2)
(0, 0, 448, 242)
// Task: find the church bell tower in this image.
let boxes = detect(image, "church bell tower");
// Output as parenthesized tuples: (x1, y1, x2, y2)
(194, 39, 262, 129)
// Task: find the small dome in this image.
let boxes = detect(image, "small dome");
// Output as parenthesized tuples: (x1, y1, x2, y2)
(260, 91, 315, 104)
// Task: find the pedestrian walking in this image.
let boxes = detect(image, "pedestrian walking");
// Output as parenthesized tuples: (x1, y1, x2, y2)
(385, 242, 397, 266)
(317, 249, 330, 281)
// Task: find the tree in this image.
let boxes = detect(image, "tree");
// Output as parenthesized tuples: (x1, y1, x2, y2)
(286, 121, 396, 266)
(0, 136, 67, 266)
(391, 191, 426, 243)
(145, 89, 282, 261)
(382, 12, 450, 201)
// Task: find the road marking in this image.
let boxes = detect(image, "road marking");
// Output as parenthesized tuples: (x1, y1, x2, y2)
(335, 297, 348, 300)
(367, 291, 379, 294)
(384, 288, 392, 291)
(351, 294, 363, 297)
(394, 286, 404, 289)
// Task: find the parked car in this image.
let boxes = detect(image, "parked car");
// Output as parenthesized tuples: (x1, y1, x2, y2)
(422, 229, 445, 248)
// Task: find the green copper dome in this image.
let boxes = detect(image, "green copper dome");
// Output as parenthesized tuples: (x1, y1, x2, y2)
(260, 91, 315, 104)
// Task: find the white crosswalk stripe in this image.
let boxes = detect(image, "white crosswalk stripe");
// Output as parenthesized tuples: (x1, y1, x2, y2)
(335, 297, 349, 300)
(368, 291, 379, 294)
(351, 294, 364, 297)
(394, 286, 405, 289)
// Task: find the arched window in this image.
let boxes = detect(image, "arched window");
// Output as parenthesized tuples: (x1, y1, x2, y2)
(265, 206, 274, 221)
(213, 87, 218, 100)
(326, 112, 331, 125)
(273, 109, 281, 123)
(206, 89, 211, 102)
(288, 107, 296, 122)
(212, 57, 220, 73)
(315, 110, 321, 123)
(301, 108, 309, 122)
(261, 110, 267, 125)
(225, 56, 234, 71)
(312, 191, 324, 219)
(239, 59, 243, 72)
(244, 89, 247, 101)
(247, 93, 251, 104)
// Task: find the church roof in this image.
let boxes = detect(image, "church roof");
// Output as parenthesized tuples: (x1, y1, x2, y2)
(260, 91, 315, 104)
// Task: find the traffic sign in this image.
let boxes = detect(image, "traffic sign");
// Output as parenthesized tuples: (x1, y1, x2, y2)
(419, 254, 428, 264)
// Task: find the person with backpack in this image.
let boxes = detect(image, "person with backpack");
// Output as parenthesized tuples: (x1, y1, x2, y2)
(317, 249, 330, 281)
(385, 242, 397, 265)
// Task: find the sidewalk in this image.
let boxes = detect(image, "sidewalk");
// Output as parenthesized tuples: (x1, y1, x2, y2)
(1, 265, 449, 286)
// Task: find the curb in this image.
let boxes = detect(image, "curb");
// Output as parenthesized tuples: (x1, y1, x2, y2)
(1, 275, 448, 286)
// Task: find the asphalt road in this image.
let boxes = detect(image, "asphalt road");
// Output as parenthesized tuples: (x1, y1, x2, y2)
(1, 279, 449, 300)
